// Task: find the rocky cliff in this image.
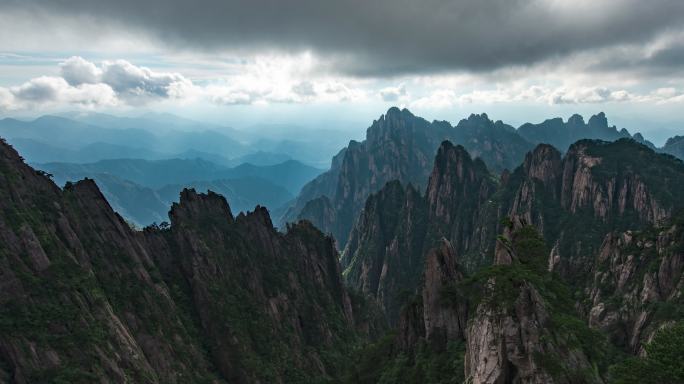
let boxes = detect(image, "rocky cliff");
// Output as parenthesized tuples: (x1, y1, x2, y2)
(285, 107, 533, 248)
(347, 225, 607, 383)
(341, 180, 427, 324)
(342, 137, 684, 383)
(342, 141, 499, 324)
(425, 141, 498, 271)
(501, 138, 684, 282)
(0, 137, 363, 383)
(586, 214, 683, 355)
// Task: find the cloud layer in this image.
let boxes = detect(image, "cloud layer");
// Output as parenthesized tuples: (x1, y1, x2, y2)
(0, 57, 193, 110)
(3, 0, 684, 76)
(0, 56, 368, 111)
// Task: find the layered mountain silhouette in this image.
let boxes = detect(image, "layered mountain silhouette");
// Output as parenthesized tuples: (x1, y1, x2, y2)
(282, 107, 679, 250)
(35, 158, 322, 226)
(0, 108, 683, 383)
(0, 137, 369, 383)
(343, 138, 684, 383)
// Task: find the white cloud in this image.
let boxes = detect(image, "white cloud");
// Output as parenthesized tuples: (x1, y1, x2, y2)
(410, 89, 457, 109)
(0, 57, 194, 111)
(379, 84, 408, 102)
(0, 75, 117, 111)
(407, 83, 684, 111)
(100, 59, 193, 100)
(3, 55, 683, 113)
(60, 56, 102, 85)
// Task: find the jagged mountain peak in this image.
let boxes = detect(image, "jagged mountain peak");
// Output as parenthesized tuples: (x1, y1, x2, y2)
(382, 106, 415, 120)
(170, 188, 234, 225)
(665, 135, 684, 146)
(428, 140, 491, 193)
(235, 204, 273, 228)
(522, 143, 563, 186)
(434, 139, 470, 161)
(588, 111, 609, 128)
(568, 113, 586, 126)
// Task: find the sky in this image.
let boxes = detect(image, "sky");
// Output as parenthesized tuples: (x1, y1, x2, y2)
(1, 0, 684, 144)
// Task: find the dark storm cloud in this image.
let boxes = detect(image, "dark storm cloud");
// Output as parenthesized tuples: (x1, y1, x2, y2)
(588, 41, 684, 76)
(3, 0, 684, 76)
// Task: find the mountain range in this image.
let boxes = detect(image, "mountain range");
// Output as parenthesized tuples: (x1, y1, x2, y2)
(35, 158, 321, 227)
(0, 113, 352, 169)
(282, 108, 678, 250)
(0, 108, 683, 383)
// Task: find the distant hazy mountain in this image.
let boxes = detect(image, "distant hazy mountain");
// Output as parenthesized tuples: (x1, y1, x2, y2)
(0, 115, 249, 158)
(61, 110, 249, 140)
(41, 158, 226, 188)
(662, 135, 684, 159)
(46, 170, 296, 226)
(75, 173, 170, 225)
(229, 150, 292, 166)
(517, 112, 655, 151)
(1, 113, 349, 168)
(8, 138, 173, 164)
(37, 157, 320, 225)
(157, 178, 293, 215)
(39, 157, 322, 194)
(228, 160, 323, 194)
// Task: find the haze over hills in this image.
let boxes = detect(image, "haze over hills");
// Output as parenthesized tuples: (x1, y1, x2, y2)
(35, 157, 320, 226)
(3, 107, 681, 239)
(0, 113, 350, 168)
(1, 119, 683, 382)
(3, 0, 684, 381)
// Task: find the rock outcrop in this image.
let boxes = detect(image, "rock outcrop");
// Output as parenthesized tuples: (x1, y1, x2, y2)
(342, 141, 500, 323)
(502, 138, 684, 281)
(586, 217, 683, 354)
(284, 107, 533, 248)
(426, 141, 498, 270)
(341, 180, 427, 324)
(342, 137, 684, 383)
(0, 137, 363, 383)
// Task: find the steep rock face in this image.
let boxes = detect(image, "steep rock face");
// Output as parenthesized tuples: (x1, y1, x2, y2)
(341, 180, 427, 324)
(0, 139, 217, 383)
(394, 239, 467, 351)
(464, 226, 603, 384)
(419, 240, 467, 347)
(586, 217, 683, 354)
(501, 139, 684, 282)
(297, 195, 337, 241)
(464, 282, 599, 384)
(498, 145, 563, 266)
(560, 141, 669, 223)
(0, 137, 362, 383)
(324, 108, 452, 247)
(288, 107, 533, 248)
(342, 141, 502, 323)
(553, 139, 684, 279)
(151, 192, 356, 383)
(354, 225, 606, 384)
(426, 141, 498, 270)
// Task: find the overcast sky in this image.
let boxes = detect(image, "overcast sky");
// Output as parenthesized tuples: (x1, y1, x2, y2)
(0, 0, 683, 143)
